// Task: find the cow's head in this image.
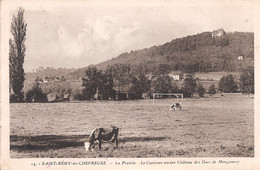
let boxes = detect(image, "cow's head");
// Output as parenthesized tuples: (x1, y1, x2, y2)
(84, 136, 95, 152)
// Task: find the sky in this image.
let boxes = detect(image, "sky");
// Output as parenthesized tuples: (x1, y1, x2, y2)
(20, 4, 253, 72)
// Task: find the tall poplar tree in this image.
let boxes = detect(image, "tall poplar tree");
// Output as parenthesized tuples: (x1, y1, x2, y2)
(9, 7, 27, 102)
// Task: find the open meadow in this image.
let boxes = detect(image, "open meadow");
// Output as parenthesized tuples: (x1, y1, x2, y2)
(10, 93, 254, 158)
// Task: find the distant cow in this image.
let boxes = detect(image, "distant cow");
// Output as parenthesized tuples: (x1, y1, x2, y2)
(84, 126, 119, 151)
(170, 103, 182, 111)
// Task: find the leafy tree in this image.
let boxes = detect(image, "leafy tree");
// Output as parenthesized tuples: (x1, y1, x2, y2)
(239, 67, 254, 94)
(197, 83, 206, 97)
(82, 67, 103, 100)
(72, 89, 84, 101)
(35, 76, 43, 83)
(61, 75, 66, 81)
(182, 73, 197, 97)
(130, 66, 151, 98)
(171, 81, 179, 93)
(101, 71, 116, 100)
(218, 74, 238, 93)
(82, 67, 115, 100)
(9, 7, 27, 102)
(152, 74, 173, 93)
(106, 64, 131, 92)
(208, 84, 216, 96)
(153, 64, 171, 75)
(214, 36, 229, 47)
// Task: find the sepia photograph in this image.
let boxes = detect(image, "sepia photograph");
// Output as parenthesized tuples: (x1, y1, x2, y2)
(1, 0, 260, 169)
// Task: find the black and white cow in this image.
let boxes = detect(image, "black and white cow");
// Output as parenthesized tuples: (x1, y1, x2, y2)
(84, 126, 119, 151)
(170, 102, 182, 111)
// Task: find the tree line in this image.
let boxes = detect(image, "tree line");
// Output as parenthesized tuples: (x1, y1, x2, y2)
(66, 64, 254, 101)
(18, 64, 254, 102)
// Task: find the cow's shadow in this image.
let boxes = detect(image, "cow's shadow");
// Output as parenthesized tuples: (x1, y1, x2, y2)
(10, 135, 89, 152)
(10, 135, 169, 152)
(120, 136, 169, 143)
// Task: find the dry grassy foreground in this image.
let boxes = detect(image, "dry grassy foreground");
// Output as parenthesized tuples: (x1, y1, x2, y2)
(10, 93, 254, 158)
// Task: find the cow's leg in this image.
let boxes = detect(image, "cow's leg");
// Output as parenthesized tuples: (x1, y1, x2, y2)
(98, 140, 102, 150)
(110, 134, 118, 149)
(115, 138, 118, 148)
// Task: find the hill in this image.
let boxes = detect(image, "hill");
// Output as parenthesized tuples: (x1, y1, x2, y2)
(96, 29, 254, 74)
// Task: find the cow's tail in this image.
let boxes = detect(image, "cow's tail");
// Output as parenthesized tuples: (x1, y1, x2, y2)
(111, 126, 121, 130)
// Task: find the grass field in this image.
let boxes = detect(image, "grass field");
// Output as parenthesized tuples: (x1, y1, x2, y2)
(10, 93, 254, 158)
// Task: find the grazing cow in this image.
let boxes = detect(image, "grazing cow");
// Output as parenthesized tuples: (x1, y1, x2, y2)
(84, 126, 119, 151)
(170, 102, 182, 111)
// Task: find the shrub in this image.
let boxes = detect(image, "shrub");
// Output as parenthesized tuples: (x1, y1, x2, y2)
(197, 83, 206, 97)
(239, 67, 254, 94)
(26, 84, 47, 102)
(10, 94, 19, 103)
(73, 91, 84, 101)
(208, 84, 216, 96)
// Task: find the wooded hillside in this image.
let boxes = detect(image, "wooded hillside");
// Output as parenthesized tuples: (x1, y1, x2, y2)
(97, 30, 253, 74)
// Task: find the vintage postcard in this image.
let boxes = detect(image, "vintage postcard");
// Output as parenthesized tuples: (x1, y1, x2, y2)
(1, 0, 260, 169)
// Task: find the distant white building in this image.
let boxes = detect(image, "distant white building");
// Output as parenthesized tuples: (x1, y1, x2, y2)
(238, 56, 244, 60)
(43, 77, 54, 83)
(168, 71, 183, 81)
(37, 79, 43, 84)
(43, 79, 49, 83)
(147, 74, 156, 80)
(36, 66, 45, 72)
(54, 76, 60, 81)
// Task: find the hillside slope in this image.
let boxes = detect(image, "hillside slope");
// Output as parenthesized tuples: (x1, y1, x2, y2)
(96, 30, 254, 74)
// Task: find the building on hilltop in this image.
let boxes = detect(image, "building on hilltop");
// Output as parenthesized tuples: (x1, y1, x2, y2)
(212, 28, 226, 38)
(147, 73, 156, 80)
